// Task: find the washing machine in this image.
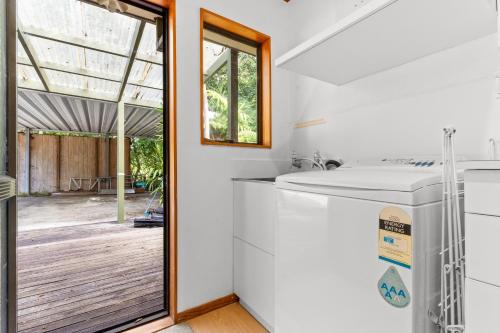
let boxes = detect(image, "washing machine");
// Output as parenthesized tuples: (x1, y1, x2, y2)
(275, 158, 457, 333)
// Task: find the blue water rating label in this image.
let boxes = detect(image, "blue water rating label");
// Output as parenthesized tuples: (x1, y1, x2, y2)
(378, 266, 411, 308)
(378, 206, 412, 269)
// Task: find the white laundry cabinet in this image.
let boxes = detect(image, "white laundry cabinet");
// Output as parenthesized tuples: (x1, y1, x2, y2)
(233, 179, 275, 332)
(464, 168, 500, 333)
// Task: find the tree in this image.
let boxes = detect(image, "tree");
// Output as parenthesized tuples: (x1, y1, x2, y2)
(205, 50, 258, 143)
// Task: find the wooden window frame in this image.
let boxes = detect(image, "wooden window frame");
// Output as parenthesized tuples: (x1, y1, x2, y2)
(200, 9, 272, 149)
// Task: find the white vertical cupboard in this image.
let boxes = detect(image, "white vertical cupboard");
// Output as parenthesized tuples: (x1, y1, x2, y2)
(464, 167, 500, 333)
(233, 180, 275, 332)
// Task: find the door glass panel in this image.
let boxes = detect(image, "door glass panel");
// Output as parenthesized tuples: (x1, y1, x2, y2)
(15, 1, 167, 331)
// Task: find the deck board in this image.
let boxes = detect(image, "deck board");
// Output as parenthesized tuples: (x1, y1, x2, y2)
(18, 222, 165, 333)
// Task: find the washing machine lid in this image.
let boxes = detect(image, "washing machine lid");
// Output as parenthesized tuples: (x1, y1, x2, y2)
(276, 167, 448, 205)
(276, 167, 442, 192)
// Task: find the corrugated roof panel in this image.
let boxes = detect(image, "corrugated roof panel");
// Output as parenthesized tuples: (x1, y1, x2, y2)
(137, 22, 162, 62)
(17, 0, 164, 108)
(28, 36, 127, 77)
(18, 64, 41, 83)
(124, 85, 163, 107)
(129, 60, 162, 89)
(17, 40, 29, 61)
(45, 70, 120, 97)
(83, 49, 128, 77)
(18, 0, 138, 55)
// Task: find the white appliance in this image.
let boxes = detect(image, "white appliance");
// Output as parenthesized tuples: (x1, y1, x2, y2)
(275, 158, 454, 333)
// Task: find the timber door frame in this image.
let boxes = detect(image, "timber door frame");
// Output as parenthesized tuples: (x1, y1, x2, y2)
(6, 0, 18, 332)
(117, 0, 178, 331)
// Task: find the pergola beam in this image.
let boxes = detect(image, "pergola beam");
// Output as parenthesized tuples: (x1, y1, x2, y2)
(39, 62, 122, 82)
(18, 85, 161, 109)
(205, 49, 230, 79)
(127, 82, 162, 91)
(18, 60, 162, 90)
(17, 26, 51, 91)
(117, 21, 146, 102)
(15, 126, 156, 139)
(21, 25, 162, 65)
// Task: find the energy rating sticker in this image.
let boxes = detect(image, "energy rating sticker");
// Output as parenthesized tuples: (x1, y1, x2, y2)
(378, 207, 412, 269)
(378, 266, 411, 308)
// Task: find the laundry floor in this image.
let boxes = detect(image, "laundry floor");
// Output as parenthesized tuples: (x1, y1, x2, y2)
(161, 304, 268, 333)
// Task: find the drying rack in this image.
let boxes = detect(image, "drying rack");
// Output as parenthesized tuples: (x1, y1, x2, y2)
(439, 126, 465, 333)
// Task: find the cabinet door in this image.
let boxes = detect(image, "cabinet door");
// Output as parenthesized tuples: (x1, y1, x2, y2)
(466, 213, 500, 285)
(234, 238, 274, 329)
(465, 170, 500, 216)
(466, 278, 500, 332)
(234, 181, 275, 254)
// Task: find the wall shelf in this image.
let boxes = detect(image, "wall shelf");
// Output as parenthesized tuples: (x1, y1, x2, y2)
(276, 0, 497, 85)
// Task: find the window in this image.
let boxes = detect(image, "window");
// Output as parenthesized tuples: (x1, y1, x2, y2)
(200, 9, 271, 148)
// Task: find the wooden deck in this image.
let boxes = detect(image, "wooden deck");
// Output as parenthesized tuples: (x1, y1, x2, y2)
(17, 222, 165, 333)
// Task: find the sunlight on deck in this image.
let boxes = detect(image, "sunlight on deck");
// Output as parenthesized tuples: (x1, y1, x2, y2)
(17, 222, 164, 333)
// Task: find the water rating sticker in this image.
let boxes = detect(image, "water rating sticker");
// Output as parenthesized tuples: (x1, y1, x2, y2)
(378, 207, 412, 269)
(378, 266, 411, 308)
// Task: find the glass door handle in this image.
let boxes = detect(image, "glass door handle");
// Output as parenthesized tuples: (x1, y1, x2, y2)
(0, 176, 16, 201)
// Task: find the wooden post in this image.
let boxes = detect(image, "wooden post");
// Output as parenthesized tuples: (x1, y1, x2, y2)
(24, 128, 30, 195)
(117, 101, 125, 223)
(227, 49, 238, 141)
(104, 134, 110, 177)
(57, 135, 61, 192)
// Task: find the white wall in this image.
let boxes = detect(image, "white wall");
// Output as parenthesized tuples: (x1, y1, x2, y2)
(175, 0, 498, 312)
(286, 0, 498, 162)
(175, 0, 292, 311)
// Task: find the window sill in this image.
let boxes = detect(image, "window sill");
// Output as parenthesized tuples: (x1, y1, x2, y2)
(201, 139, 271, 149)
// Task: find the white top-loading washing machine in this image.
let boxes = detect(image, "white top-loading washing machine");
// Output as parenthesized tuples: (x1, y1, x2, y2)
(275, 158, 453, 333)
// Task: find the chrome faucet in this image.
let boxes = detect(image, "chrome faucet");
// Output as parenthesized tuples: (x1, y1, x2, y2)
(313, 150, 327, 170)
(291, 151, 326, 170)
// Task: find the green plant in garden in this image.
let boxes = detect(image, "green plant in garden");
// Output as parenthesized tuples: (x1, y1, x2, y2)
(130, 114, 164, 203)
(205, 51, 258, 143)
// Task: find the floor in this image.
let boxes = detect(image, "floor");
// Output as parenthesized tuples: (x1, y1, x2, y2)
(162, 304, 268, 333)
(18, 193, 158, 231)
(17, 222, 165, 333)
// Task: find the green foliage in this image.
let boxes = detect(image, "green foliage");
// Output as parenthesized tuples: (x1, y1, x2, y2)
(205, 51, 258, 143)
(130, 119, 164, 203)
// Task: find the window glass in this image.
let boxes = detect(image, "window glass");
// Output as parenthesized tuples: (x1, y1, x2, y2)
(203, 28, 259, 144)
